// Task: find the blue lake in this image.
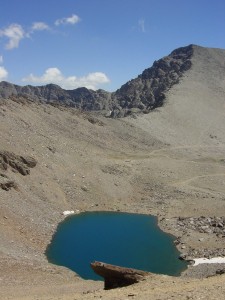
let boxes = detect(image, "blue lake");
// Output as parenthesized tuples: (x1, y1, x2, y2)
(46, 212, 187, 280)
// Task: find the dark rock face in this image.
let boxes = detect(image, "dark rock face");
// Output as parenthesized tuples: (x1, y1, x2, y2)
(0, 151, 37, 176)
(91, 261, 149, 290)
(111, 45, 193, 117)
(0, 45, 194, 117)
(0, 173, 17, 191)
(0, 83, 112, 110)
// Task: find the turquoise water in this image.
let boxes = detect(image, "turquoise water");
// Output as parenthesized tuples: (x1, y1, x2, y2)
(46, 212, 187, 280)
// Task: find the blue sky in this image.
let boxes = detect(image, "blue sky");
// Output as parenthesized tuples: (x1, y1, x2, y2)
(0, 0, 224, 91)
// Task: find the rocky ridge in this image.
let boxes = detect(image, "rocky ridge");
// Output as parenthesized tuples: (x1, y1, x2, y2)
(111, 44, 193, 117)
(0, 45, 193, 117)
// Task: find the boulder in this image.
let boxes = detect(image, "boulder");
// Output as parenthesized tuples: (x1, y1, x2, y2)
(90, 261, 149, 290)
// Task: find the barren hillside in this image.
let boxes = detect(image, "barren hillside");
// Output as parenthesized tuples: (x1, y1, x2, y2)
(0, 44, 225, 299)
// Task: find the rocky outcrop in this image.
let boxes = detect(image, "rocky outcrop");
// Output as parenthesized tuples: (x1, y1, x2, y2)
(111, 45, 193, 117)
(0, 173, 17, 191)
(0, 45, 194, 117)
(91, 261, 149, 289)
(173, 216, 225, 260)
(0, 151, 37, 176)
(176, 216, 225, 238)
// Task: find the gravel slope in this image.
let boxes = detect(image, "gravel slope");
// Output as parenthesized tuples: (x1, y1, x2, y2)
(0, 44, 225, 299)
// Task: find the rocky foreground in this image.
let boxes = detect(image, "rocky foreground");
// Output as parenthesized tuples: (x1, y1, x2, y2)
(0, 44, 225, 299)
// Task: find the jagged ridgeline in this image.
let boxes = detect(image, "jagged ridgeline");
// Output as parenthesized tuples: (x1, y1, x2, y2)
(0, 45, 193, 117)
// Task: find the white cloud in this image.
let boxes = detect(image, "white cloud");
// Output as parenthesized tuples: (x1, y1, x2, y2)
(138, 19, 146, 33)
(0, 55, 3, 64)
(0, 15, 81, 50)
(55, 14, 81, 26)
(0, 66, 8, 80)
(0, 24, 25, 49)
(22, 67, 110, 90)
(31, 22, 50, 31)
(0, 22, 50, 49)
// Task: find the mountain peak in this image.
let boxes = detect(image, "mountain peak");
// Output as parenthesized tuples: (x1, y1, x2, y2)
(1, 44, 224, 117)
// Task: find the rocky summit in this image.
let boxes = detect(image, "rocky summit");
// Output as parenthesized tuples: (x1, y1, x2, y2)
(0, 45, 193, 116)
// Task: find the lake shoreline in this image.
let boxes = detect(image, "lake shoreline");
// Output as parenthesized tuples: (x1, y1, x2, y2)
(46, 211, 188, 279)
(44, 207, 225, 281)
(1, 184, 225, 299)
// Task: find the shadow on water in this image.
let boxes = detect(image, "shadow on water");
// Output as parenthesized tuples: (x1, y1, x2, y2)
(45, 212, 188, 280)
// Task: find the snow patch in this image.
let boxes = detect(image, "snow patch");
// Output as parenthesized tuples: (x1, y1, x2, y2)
(63, 210, 75, 216)
(193, 257, 225, 266)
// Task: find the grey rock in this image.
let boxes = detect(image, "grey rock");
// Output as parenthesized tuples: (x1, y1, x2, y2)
(216, 268, 225, 275)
